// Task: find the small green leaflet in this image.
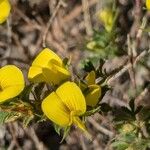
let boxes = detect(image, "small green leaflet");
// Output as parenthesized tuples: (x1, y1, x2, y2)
(0, 111, 21, 124)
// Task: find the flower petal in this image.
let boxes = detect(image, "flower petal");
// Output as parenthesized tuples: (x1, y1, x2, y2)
(85, 71, 96, 85)
(0, 85, 24, 103)
(56, 82, 86, 114)
(0, 0, 11, 24)
(42, 63, 70, 85)
(42, 92, 70, 126)
(73, 116, 92, 140)
(85, 85, 101, 107)
(146, 0, 150, 10)
(32, 48, 62, 67)
(28, 66, 45, 83)
(0, 65, 24, 102)
(28, 48, 62, 82)
(73, 116, 87, 132)
(0, 65, 24, 87)
(98, 8, 114, 32)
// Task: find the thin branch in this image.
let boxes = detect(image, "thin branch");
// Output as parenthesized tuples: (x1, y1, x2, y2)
(107, 49, 150, 85)
(88, 117, 114, 138)
(42, 0, 66, 48)
(82, 0, 93, 36)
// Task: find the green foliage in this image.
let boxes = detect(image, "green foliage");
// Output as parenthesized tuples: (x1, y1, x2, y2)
(82, 106, 101, 116)
(22, 115, 34, 127)
(0, 1, 149, 149)
(54, 124, 70, 142)
(21, 84, 33, 102)
(34, 83, 45, 100)
(113, 99, 143, 122)
(0, 111, 21, 124)
(112, 133, 150, 150)
(83, 60, 95, 72)
(86, 30, 119, 59)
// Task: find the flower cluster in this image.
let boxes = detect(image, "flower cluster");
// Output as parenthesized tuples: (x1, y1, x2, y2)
(29, 48, 101, 132)
(97, 8, 115, 32)
(0, 0, 102, 136)
(0, 48, 101, 135)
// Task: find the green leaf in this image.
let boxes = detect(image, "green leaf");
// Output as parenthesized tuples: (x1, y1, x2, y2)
(134, 106, 143, 115)
(83, 60, 95, 72)
(54, 124, 70, 142)
(54, 124, 62, 135)
(122, 133, 136, 143)
(23, 115, 34, 127)
(34, 83, 45, 100)
(129, 99, 135, 113)
(21, 84, 33, 101)
(63, 57, 69, 66)
(82, 106, 101, 116)
(60, 126, 70, 143)
(100, 85, 111, 98)
(0, 111, 21, 124)
(113, 107, 135, 121)
(100, 103, 112, 112)
(111, 141, 128, 150)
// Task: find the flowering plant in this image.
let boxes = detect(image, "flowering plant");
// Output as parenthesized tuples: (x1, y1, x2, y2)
(0, 0, 150, 149)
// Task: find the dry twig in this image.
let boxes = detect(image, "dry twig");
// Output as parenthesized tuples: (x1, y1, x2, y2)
(107, 49, 150, 85)
(42, 0, 66, 48)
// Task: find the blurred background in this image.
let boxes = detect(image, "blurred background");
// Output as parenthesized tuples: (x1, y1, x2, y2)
(0, 0, 150, 149)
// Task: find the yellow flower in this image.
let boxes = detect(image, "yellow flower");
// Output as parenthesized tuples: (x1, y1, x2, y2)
(0, 65, 25, 103)
(121, 123, 135, 134)
(98, 8, 114, 32)
(85, 70, 96, 85)
(42, 81, 87, 131)
(28, 48, 70, 85)
(146, 0, 150, 10)
(84, 71, 101, 107)
(87, 41, 96, 50)
(0, 0, 11, 24)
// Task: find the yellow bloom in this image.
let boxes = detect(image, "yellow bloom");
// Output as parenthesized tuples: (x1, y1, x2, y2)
(28, 48, 70, 85)
(84, 71, 101, 107)
(0, 0, 11, 24)
(85, 70, 96, 85)
(121, 123, 135, 134)
(146, 0, 150, 10)
(98, 8, 114, 32)
(42, 82, 87, 131)
(86, 41, 96, 50)
(0, 65, 24, 103)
